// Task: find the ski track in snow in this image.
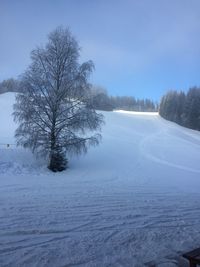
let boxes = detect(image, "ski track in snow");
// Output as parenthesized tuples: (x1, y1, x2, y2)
(140, 128, 200, 174)
(0, 93, 200, 266)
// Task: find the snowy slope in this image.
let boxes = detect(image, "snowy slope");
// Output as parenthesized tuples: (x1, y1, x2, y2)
(0, 92, 200, 267)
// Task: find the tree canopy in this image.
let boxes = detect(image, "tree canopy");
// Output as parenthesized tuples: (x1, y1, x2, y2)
(159, 87, 200, 131)
(13, 27, 104, 172)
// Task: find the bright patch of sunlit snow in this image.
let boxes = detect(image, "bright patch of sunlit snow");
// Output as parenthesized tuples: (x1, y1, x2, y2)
(114, 109, 158, 116)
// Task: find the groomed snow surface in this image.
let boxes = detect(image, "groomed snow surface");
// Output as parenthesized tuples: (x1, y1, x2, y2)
(0, 93, 200, 267)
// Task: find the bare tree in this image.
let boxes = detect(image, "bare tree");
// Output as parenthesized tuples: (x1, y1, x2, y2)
(13, 27, 104, 172)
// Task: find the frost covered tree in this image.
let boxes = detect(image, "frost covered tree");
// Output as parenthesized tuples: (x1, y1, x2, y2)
(13, 27, 104, 172)
(183, 87, 200, 130)
(0, 78, 20, 94)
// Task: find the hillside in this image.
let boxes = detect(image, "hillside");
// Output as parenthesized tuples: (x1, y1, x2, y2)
(0, 93, 200, 266)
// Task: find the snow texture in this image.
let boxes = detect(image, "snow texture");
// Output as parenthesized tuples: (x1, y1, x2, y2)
(0, 92, 200, 266)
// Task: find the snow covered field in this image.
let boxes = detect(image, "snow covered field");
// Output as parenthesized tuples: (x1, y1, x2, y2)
(0, 92, 200, 267)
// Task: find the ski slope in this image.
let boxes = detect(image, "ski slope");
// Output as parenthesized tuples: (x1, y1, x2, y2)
(0, 92, 200, 267)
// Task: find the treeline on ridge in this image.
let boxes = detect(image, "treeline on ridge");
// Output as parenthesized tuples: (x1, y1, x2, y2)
(0, 79, 158, 112)
(91, 86, 158, 112)
(0, 78, 20, 94)
(159, 87, 200, 130)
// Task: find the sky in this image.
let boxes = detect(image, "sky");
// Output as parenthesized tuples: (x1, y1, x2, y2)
(0, 0, 200, 101)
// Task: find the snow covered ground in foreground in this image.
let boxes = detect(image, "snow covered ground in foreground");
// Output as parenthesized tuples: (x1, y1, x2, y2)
(0, 92, 200, 267)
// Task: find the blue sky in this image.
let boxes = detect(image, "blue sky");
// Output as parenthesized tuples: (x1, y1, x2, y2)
(1, 0, 200, 100)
